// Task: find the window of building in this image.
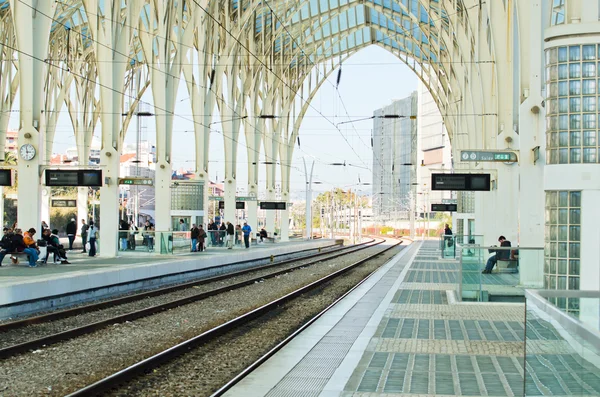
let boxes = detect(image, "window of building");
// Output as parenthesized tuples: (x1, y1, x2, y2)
(546, 44, 600, 164)
(544, 191, 581, 299)
(551, 0, 566, 25)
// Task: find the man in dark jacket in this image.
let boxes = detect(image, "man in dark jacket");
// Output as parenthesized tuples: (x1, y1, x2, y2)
(66, 218, 77, 250)
(226, 221, 235, 249)
(483, 235, 511, 274)
(190, 224, 199, 252)
(219, 222, 226, 246)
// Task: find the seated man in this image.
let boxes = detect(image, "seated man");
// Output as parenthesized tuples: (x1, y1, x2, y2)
(482, 235, 511, 274)
(22, 228, 40, 267)
(259, 228, 268, 243)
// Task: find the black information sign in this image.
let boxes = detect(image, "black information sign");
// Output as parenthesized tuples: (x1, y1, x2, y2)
(431, 173, 491, 191)
(236, 202, 245, 209)
(45, 170, 103, 187)
(431, 203, 458, 212)
(218, 201, 225, 210)
(260, 202, 286, 210)
(0, 170, 11, 186)
(52, 199, 77, 208)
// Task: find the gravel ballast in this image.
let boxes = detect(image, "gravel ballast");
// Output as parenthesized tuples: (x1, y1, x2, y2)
(0, 242, 401, 396)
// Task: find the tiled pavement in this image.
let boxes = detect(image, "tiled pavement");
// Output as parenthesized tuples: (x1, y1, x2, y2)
(225, 241, 600, 397)
(345, 241, 600, 396)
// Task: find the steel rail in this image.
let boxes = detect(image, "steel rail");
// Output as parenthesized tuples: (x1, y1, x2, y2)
(0, 239, 383, 358)
(65, 239, 402, 397)
(0, 240, 364, 332)
(211, 239, 404, 396)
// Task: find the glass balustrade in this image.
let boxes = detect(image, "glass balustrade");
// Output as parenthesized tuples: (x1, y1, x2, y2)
(525, 290, 600, 396)
(458, 246, 544, 302)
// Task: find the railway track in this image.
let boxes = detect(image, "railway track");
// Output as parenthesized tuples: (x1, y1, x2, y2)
(0, 239, 379, 358)
(65, 239, 403, 397)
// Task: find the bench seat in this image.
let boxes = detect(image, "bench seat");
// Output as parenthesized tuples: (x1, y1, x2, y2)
(495, 259, 518, 273)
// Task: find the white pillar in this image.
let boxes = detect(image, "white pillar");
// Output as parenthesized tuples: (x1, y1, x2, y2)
(247, 185, 258, 233)
(303, 158, 314, 239)
(99, 154, 120, 257)
(518, 0, 545, 287)
(265, 189, 276, 235)
(223, 178, 236, 225)
(41, 187, 51, 228)
(77, 187, 89, 235)
(280, 188, 290, 242)
(154, 164, 172, 232)
(10, 0, 55, 231)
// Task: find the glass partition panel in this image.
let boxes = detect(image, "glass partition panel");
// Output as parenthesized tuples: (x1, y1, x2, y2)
(525, 290, 600, 396)
(459, 246, 544, 302)
(116, 230, 156, 254)
(442, 234, 484, 259)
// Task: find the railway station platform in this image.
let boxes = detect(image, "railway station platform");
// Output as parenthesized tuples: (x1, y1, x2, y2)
(226, 241, 600, 397)
(0, 238, 339, 319)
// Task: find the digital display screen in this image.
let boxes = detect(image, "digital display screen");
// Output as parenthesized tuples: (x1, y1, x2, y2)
(431, 204, 457, 212)
(260, 202, 286, 210)
(81, 170, 102, 187)
(52, 199, 77, 208)
(0, 170, 11, 186)
(236, 202, 245, 209)
(431, 173, 491, 191)
(470, 175, 490, 191)
(46, 170, 103, 187)
(46, 170, 79, 186)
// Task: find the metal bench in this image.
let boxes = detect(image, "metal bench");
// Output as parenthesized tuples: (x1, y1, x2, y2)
(496, 259, 518, 273)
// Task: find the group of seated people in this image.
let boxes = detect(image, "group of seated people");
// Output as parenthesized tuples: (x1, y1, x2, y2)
(0, 226, 70, 267)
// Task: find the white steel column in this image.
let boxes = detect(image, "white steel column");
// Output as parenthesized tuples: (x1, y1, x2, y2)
(77, 187, 89, 225)
(10, 0, 56, 231)
(302, 158, 314, 239)
(517, 0, 545, 287)
(83, 0, 143, 257)
(41, 188, 50, 227)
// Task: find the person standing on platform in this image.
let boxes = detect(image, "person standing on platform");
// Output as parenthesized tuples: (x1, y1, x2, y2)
(444, 224, 453, 248)
(242, 222, 252, 249)
(80, 219, 89, 253)
(226, 221, 235, 249)
(235, 224, 243, 247)
(119, 219, 129, 251)
(190, 224, 199, 252)
(208, 221, 217, 246)
(41, 221, 49, 233)
(88, 221, 98, 257)
(198, 225, 207, 252)
(219, 222, 226, 246)
(66, 218, 77, 251)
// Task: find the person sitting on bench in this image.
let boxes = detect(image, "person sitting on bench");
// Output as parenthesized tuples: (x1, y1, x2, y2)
(482, 235, 511, 274)
(259, 228, 268, 243)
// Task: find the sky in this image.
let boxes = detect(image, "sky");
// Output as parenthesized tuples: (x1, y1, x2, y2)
(9, 45, 418, 200)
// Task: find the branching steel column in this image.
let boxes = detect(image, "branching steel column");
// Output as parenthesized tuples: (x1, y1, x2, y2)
(9, 0, 56, 232)
(139, 0, 189, 232)
(82, 0, 143, 257)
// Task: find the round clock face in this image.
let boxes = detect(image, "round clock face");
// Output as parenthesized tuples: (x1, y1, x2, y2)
(20, 144, 36, 161)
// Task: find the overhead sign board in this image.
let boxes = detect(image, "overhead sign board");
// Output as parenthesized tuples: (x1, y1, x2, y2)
(260, 201, 287, 210)
(431, 203, 457, 212)
(118, 177, 153, 186)
(236, 202, 245, 209)
(209, 196, 256, 201)
(431, 173, 491, 191)
(45, 170, 103, 187)
(460, 150, 518, 162)
(52, 199, 77, 208)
